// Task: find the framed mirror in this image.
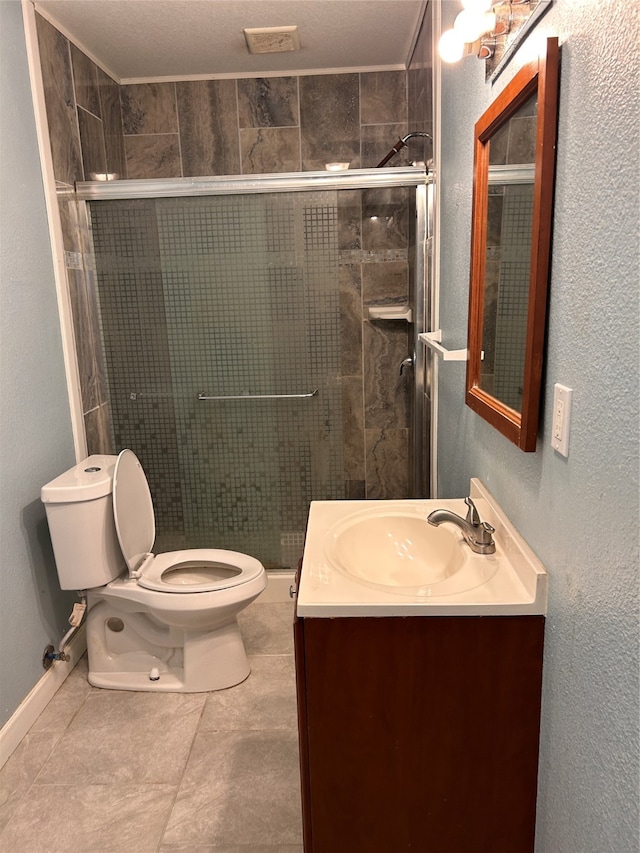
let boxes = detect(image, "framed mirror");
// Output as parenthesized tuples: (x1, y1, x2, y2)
(466, 37, 559, 451)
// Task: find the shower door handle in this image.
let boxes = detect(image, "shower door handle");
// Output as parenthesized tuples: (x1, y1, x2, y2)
(198, 389, 318, 401)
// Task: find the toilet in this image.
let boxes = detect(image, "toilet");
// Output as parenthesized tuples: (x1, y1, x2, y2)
(41, 450, 267, 692)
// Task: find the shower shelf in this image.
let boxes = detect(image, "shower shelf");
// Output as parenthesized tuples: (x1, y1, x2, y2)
(368, 304, 412, 322)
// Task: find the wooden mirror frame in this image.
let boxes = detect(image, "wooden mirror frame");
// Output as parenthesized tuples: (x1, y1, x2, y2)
(466, 37, 559, 451)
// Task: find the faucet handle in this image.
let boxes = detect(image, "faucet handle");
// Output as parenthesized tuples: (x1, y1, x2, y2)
(464, 497, 481, 527)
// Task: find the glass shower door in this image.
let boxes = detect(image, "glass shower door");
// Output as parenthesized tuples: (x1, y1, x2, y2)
(90, 190, 344, 568)
(85, 168, 427, 569)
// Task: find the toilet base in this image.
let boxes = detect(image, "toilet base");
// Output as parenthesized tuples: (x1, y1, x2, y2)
(88, 660, 251, 693)
(86, 599, 253, 692)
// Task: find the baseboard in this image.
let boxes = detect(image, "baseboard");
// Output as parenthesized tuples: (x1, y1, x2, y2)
(259, 570, 296, 603)
(0, 626, 87, 770)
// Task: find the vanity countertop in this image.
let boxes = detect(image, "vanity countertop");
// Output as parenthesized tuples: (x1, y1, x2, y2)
(297, 478, 547, 617)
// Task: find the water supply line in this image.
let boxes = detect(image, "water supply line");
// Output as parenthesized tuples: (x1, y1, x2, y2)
(42, 594, 87, 669)
(376, 132, 432, 168)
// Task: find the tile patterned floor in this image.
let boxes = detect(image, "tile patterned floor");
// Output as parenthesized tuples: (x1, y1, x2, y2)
(0, 602, 302, 853)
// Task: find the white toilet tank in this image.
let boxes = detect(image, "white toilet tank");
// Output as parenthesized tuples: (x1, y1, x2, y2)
(41, 455, 126, 591)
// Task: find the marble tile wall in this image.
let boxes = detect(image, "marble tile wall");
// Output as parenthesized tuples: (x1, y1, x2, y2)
(407, 5, 434, 165)
(338, 187, 412, 500)
(35, 13, 126, 455)
(120, 71, 411, 178)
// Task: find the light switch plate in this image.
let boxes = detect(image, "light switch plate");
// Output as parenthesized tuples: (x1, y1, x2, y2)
(551, 383, 573, 456)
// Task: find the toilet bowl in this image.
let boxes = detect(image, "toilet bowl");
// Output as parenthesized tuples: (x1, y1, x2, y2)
(41, 450, 267, 692)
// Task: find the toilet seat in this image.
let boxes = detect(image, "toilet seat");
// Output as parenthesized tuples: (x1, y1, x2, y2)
(113, 450, 264, 595)
(137, 548, 265, 593)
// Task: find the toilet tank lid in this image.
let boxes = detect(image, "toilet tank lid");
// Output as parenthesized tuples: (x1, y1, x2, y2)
(41, 455, 118, 503)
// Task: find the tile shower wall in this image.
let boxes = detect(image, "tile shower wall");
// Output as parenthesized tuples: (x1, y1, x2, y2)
(34, 11, 417, 552)
(407, 5, 434, 165)
(119, 72, 412, 178)
(35, 13, 125, 453)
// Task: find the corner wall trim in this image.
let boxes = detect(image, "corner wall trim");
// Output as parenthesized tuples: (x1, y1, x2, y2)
(0, 627, 86, 770)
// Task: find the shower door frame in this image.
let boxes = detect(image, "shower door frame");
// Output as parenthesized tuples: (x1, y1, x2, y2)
(77, 167, 427, 200)
(76, 167, 431, 520)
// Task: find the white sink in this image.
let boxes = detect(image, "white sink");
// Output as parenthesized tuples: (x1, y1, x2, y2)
(297, 479, 548, 617)
(325, 504, 498, 596)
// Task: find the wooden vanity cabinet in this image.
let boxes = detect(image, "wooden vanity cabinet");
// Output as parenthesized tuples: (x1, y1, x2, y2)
(294, 610, 545, 853)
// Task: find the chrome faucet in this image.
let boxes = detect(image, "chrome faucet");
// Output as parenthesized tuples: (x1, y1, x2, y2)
(427, 497, 496, 555)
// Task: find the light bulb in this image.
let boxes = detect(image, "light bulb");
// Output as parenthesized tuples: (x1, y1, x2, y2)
(438, 29, 465, 63)
(454, 9, 496, 42)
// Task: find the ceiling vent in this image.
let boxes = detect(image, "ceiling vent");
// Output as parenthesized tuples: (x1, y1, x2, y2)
(243, 26, 301, 54)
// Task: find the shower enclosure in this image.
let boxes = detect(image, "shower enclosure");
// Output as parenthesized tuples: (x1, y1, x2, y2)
(78, 168, 429, 569)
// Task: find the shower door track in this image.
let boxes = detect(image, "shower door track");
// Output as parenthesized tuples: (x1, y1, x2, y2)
(78, 166, 431, 499)
(76, 166, 427, 200)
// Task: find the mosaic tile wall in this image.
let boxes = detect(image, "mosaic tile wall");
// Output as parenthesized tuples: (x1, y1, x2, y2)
(159, 192, 343, 562)
(88, 199, 185, 545)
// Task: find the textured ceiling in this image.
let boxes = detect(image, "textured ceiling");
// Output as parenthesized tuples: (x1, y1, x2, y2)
(35, 0, 426, 82)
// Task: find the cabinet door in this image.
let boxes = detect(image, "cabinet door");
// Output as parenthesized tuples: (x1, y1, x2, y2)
(297, 615, 544, 853)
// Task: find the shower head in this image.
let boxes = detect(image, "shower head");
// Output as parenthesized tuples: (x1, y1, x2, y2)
(376, 132, 432, 168)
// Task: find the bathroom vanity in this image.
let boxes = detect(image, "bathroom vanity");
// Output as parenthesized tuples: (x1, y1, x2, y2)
(294, 480, 547, 853)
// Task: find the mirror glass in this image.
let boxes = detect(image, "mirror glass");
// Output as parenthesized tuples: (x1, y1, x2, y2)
(466, 38, 559, 451)
(480, 92, 537, 412)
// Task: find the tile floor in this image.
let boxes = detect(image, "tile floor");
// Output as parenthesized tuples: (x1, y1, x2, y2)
(0, 601, 302, 852)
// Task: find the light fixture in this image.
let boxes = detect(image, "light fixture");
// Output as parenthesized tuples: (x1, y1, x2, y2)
(457, 8, 500, 42)
(439, 0, 517, 64)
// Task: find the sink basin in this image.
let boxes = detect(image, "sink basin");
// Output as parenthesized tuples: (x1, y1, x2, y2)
(325, 503, 499, 597)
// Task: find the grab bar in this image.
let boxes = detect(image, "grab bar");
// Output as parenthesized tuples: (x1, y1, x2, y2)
(198, 389, 318, 401)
